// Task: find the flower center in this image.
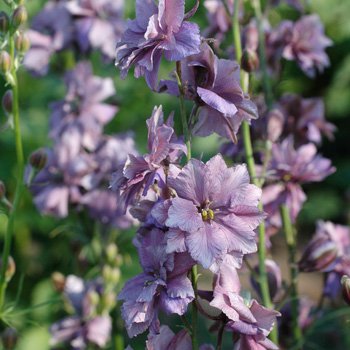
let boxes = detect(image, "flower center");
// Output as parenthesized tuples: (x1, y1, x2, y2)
(198, 199, 215, 221)
(282, 173, 292, 182)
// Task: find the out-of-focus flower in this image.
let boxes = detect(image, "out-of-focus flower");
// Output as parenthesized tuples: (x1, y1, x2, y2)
(161, 154, 263, 271)
(282, 15, 332, 77)
(111, 106, 186, 209)
(263, 138, 335, 232)
(115, 0, 201, 89)
(66, 0, 125, 59)
(50, 275, 112, 349)
(50, 62, 117, 151)
(146, 325, 191, 350)
(118, 228, 194, 337)
(341, 275, 350, 306)
(275, 94, 336, 145)
(160, 43, 258, 142)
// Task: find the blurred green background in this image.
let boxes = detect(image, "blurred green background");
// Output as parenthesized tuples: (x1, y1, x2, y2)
(0, 0, 350, 349)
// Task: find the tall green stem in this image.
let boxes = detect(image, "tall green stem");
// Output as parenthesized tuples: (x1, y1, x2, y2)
(176, 61, 198, 350)
(0, 35, 24, 309)
(233, 0, 278, 344)
(280, 205, 302, 348)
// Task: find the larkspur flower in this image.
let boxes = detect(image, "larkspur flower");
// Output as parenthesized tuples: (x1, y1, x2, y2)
(50, 62, 117, 151)
(118, 228, 194, 337)
(115, 0, 201, 89)
(111, 106, 186, 209)
(66, 0, 125, 59)
(50, 275, 112, 349)
(282, 15, 332, 77)
(263, 137, 335, 232)
(160, 43, 258, 142)
(162, 154, 264, 271)
(146, 325, 191, 350)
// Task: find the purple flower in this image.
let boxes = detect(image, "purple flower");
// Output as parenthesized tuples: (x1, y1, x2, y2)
(263, 138, 335, 230)
(111, 106, 186, 209)
(66, 0, 125, 59)
(162, 154, 264, 271)
(118, 228, 194, 337)
(50, 62, 117, 151)
(115, 0, 201, 89)
(275, 94, 336, 144)
(282, 15, 332, 77)
(50, 275, 112, 349)
(160, 43, 258, 142)
(227, 300, 280, 350)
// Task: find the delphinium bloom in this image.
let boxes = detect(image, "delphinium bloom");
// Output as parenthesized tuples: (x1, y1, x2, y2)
(111, 106, 186, 209)
(118, 228, 194, 337)
(66, 0, 125, 59)
(282, 15, 332, 77)
(24, 0, 73, 75)
(115, 0, 201, 89)
(299, 221, 350, 299)
(50, 275, 112, 349)
(160, 43, 258, 142)
(50, 61, 117, 151)
(162, 154, 264, 271)
(263, 138, 335, 233)
(272, 94, 336, 145)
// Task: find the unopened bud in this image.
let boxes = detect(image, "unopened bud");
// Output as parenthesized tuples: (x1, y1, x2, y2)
(251, 259, 282, 300)
(88, 290, 100, 306)
(29, 148, 47, 170)
(110, 268, 121, 284)
(15, 32, 30, 53)
(0, 51, 11, 73)
(2, 90, 13, 115)
(102, 265, 112, 282)
(0, 256, 16, 283)
(106, 243, 118, 265)
(0, 11, 10, 33)
(1, 328, 18, 350)
(241, 49, 259, 73)
(0, 181, 5, 199)
(11, 6, 27, 31)
(51, 272, 66, 292)
(341, 275, 350, 306)
(102, 292, 116, 310)
(298, 235, 338, 273)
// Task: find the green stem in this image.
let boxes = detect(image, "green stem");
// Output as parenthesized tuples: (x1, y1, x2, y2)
(280, 205, 302, 348)
(176, 61, 198, 349)
(0, 35, 24, 309)
(233, 1, 278, 344)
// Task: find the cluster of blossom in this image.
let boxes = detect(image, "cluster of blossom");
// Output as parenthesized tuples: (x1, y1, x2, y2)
(24, 0, 125, 75)
(27, 61, 136, 230)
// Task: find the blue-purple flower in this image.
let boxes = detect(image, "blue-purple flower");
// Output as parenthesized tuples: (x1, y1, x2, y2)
(115, 0, 201, 89)
(118, 228, 194, 337)
(162, 154, 264, 271)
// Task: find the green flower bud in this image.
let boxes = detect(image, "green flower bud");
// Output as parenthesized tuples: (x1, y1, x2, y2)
(15, 31, 30, 53)
(1, 328, 18, 350)
(102, 292, 116, 311)
(106, 243, 118, 265)
(2, 90, 13, 115)
(0, 256, 16, 283)
(0, 11, 10, 33)
(11, 6, 27, 31)
(88, 290, 100, 306)
(29, 148, 47, 170)
(241, 49, 259, 73)
(0, 51, 11, 73)
(51, 272, 66, 292)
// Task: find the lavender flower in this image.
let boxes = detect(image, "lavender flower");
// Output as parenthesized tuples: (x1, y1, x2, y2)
(50, 62, 117, 151)
(115, 0, 201, 89)
(111, 106, 186, 209)
(283, 15, 332, 77)
(50, 275, 112, 349)
(160, 43, 258, 142)
(162, 154, 264, 271)
(66, 0, 125, 59)
(118, 228, 194, 337)
(263, 138, 335, 231)
(146, 325, 191, 350)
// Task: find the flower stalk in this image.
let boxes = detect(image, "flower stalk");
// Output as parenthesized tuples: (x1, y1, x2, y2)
(233, 0, 278, 344)
(0, 33, 24, 309)
(280, 204, 302, 348)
